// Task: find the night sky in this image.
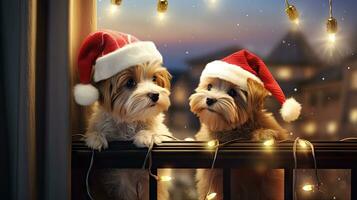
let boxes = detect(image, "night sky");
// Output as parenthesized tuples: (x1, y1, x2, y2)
(97, 0, 357, 70)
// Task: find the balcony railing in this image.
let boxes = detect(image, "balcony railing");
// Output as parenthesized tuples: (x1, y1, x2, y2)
(72, 141, 357, 200)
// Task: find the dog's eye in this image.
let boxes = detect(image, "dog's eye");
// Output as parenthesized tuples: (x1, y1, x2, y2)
(207, 84, 212, 91)
(126, 78, 136, 89)
(227, 88, 237, 97)
(152, 75, 157, 82)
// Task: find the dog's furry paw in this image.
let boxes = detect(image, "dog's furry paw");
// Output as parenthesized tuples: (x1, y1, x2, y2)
(252, 129, 279, 141)
(133, 131, 168, 147)
(133, 130, 154, 147)
(84, 132, 108, 151)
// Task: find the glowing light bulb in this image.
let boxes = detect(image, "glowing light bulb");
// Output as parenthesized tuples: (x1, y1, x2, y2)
(158, 176, 172, 182)
(293, 19, 300, 25)
(109, 5, 118, 14)
(285, 5, 299, 24)
(298, 139, 308, 148)
(263, 139, 275, 147)
(207, 140, 218, 148)
(157, 0, 168, 13)
(326, 17, 337, 44)
(302, 184, 314, 191)
(328, 33, 336, 43)
(157, 12, 166, 21)
(206, 192, 217, 200)
(184, 137, 195, 141)
(110, 0, 122, 5)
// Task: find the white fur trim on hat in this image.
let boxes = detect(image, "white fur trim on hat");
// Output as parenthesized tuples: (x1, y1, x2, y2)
(74, 84, 99, 106)
(280, 97, 301, 122)
(93, 41, 163, 82)
(200, 60, 262, 91)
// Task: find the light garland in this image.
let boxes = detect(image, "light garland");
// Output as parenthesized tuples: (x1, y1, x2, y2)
(157, 0, 168, 13)
(263, 138, 275, 146)
(207, 140, 219, 148)
(302, 184, 314, 192)
(110, 0, 122, 5)
(142, 134, 179, 182)
(326, 0, 338, 44)
(80, 133, 357, 199)
(284, 0, 300, 25)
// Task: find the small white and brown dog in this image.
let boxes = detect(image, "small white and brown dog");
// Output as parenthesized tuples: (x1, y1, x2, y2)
(85, 61, 172, 150)
(74, 30, 172, 200)
(189, 50, 301, 200)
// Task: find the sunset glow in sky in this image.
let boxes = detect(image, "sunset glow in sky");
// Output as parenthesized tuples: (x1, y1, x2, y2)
(97, 0, 357, 69)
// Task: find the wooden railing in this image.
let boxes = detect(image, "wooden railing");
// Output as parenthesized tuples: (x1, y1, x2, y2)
(72, 141, 357, 200)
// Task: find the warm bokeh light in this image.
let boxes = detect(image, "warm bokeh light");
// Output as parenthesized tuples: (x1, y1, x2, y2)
(350, 108, 357, 123)
(276, 67, 293, 80)
(303, 121, 317, 135)
(302, 184, 314, 192)
(326, 121, 338, 135)
(206, 192, 217, 200)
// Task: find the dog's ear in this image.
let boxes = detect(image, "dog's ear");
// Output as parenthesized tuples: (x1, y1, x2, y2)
(247, 78, 269, 112)
(155, 68, 172, 90)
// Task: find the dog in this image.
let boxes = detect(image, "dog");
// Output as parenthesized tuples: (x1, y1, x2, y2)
(85, 61, 172, 200)
(190, 77, 288, 200)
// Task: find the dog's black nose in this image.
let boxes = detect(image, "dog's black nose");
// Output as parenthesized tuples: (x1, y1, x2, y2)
(206, 98, 217, 106)
(148, 93, 159, 102)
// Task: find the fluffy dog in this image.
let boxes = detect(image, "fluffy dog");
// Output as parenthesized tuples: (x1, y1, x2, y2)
(85, 61, 172, 200)
(73, 31, 174, 200)
(190, 78, 287, 200)
(189, 49, 301, 200)
(85, 61, 172, 150)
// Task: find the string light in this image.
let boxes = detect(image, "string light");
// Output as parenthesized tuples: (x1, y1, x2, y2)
(302, 184, 314, 192)
(110, 0, 122, 5)
(79, 126, 357, 200)
(326, 0, 338, 44)
(298, 139, 308, 149)
(263, 139, 275, 146)
(184, 137, 195, 141)
(158, 175, 172, 182)
(284, 0, 299, 25)
(157, 0, 168, 13)
(207, 140, 218, 148)
(206, 192, 217, 200)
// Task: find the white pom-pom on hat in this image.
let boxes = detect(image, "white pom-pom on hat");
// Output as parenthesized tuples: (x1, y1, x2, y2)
(74, 84, 99, 106)
(280, 97, 301, 122)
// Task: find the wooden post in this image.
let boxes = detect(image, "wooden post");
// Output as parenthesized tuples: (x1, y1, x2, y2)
(149, 169, 158, 200)
(223, 168, 231, 200)
(284, 168, 294, 200)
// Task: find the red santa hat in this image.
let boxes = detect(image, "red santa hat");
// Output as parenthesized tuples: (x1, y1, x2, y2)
(200, 49, 301, 122)
(74, 30, 163, 106)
